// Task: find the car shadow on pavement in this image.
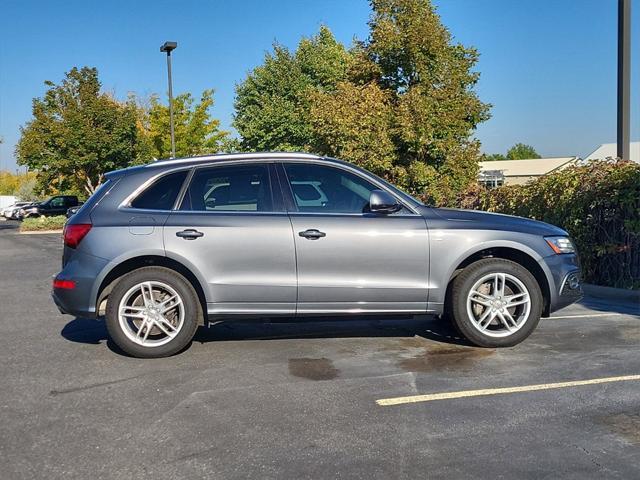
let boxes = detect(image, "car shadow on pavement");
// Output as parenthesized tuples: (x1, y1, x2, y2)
(577, 297, 640, 316)
(0, 221, 19, 230)
(61, 315, 471, 354)
(196, 314, 471, 345)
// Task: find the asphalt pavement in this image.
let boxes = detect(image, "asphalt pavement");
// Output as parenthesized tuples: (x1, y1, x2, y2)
(1, 222, 639, 479)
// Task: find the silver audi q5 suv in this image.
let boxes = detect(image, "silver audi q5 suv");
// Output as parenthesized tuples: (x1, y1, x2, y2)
(52, 153, 582, 357)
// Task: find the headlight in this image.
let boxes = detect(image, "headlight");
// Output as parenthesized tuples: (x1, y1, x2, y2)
(545, 236, 575, 254)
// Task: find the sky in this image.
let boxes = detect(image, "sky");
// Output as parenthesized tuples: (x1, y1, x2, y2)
(0, 0, 638, 172)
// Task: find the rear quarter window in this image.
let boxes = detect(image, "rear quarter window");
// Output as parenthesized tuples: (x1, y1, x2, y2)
(130, 171, 188, 210)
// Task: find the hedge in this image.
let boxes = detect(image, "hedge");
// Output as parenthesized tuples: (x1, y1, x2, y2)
(473, 160, 640, 289)
(20, 215, 67, 232)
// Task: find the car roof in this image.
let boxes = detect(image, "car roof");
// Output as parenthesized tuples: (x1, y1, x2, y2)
(106, 152, 349, 178)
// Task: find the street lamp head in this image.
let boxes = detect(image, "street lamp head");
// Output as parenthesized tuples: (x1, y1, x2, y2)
(160, 41, 177, 53)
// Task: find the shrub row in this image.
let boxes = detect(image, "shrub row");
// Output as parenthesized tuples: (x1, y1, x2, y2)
(20, 215, 67, 232)
(467, 160, 640, 289)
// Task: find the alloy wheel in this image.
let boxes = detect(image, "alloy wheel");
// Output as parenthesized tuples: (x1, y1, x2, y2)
(465, 272, 532, 338)
(117, 281, 185, 347)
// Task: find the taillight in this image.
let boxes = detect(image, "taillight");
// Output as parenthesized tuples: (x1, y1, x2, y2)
(53, 278, 76, 289)
(63, 223, 92, 248)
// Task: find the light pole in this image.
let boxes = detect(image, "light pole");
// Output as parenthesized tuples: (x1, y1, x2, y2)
(617, 0, 630, 160)
(160, 41, 178, 158)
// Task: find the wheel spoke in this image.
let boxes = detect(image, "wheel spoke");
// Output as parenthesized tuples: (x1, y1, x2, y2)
(505, 292, 528, 306)
(494, 273, 506, 297)
(507, 298, 529, 307)
(470, 290, 493, 301)
(160, 296, 182, 313)
(140, 282, 155, 307)
(496, 311, 513, 332)
(136, 321, 147, 339)
(476, 308, 494, 330)
(120, 305, 146, 318)
(153, 318, 177, 338)
(470, 297, 492, 307)
(502, 309, 518, 328)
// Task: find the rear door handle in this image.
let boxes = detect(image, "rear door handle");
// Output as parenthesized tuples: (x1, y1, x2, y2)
(299, 229, 326, 240)
(176, 229, 204, 240)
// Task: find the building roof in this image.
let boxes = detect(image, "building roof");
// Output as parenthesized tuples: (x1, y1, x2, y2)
(479, 157, 578, 177)
(585, 142, 640, 163)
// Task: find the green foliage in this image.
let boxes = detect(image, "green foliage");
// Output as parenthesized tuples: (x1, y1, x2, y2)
(478, 160, 640, 289)
(20, 215, 67, 232)
(482, 144, 540, 161)
(481, 153, 507, 161)
(506, 143, 540, 160)
(137, 89, 229, 159)
(16, 67, 144, 195)
(234, 26, 350, 151)
(0, 171, 39, 199)
(234, 1, 490, 205)
(309, 82, 395, 175)
(15, 175, 39, 201)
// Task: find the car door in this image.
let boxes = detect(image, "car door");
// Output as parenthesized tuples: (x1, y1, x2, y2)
(163, 162, 297, 315)
(47, 196, 67, 215)
(279, 161, 430, 314)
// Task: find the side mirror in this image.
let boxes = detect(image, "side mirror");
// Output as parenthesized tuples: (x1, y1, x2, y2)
(369, 189, 402, 214)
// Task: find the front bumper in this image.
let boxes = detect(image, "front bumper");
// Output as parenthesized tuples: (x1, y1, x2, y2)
(542, 253, 583, 315)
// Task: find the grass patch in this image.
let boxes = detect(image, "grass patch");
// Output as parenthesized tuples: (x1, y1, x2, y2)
(20, 215, 67, 232)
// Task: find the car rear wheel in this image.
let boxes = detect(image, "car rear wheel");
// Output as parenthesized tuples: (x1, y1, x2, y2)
(105, 267, 202, 358)
(449, 258, 543, 347)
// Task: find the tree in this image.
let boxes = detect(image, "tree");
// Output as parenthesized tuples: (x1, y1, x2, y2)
(233, 1, 491, 205)
(16, 67, 142, 194)
(481, 153, 507, 161)
(309, 82, 395, 176)
(138, 89, 230, 159)
(354, 0, 490, 203)
(234, 26, 350, 151)
(506, 143, 540, 160)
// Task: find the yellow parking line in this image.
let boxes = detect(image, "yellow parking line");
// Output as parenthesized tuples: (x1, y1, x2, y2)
(376, 374, 640, 406)
(548, 313, 626, 320)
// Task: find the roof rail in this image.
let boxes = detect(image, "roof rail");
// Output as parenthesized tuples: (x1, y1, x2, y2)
(145, 151, 323, 167)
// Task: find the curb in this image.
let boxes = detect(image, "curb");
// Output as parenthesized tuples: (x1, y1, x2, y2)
(583, 283, 640, 303)
(19, 230, 63, 235)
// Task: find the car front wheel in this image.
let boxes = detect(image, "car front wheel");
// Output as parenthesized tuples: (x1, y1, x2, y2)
(105, 267, 202, 358)
(449, 258, 543, 347)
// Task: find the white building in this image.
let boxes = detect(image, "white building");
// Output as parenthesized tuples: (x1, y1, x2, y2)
(584, 142, 640, 163)
(479, 157, 579, 187)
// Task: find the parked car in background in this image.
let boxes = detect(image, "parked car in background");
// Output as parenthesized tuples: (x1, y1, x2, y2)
(52, 152, 582, 358)
(2, 202, 33, 219)
(66, 205, 82, 218)
(18, 195, 79, 219)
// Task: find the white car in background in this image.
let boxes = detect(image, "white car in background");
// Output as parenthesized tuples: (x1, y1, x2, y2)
(2, 202, 32, 219)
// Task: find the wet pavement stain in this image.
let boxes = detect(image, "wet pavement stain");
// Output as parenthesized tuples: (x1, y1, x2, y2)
(398, 343, 495, 372)
(617, 326, 640, 342)
(288, 357, 340, 381)
(600, 413, 640, 445)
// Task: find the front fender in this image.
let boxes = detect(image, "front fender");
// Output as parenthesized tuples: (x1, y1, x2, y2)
(428, 231, 555, 306)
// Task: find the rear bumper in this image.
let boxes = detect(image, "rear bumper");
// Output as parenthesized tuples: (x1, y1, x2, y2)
(543, 253, 583, 315)
(52, 250, 109, 318)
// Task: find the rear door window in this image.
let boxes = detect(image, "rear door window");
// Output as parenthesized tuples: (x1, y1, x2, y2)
(180, 164, 273, 212)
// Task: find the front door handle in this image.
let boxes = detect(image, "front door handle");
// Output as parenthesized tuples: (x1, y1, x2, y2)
(176, 229, 204, 240)
(299, 229, 326, 240)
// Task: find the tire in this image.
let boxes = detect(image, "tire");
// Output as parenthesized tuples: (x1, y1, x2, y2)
(449, 258, 543, 348)
(105, 266, 202, 358)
